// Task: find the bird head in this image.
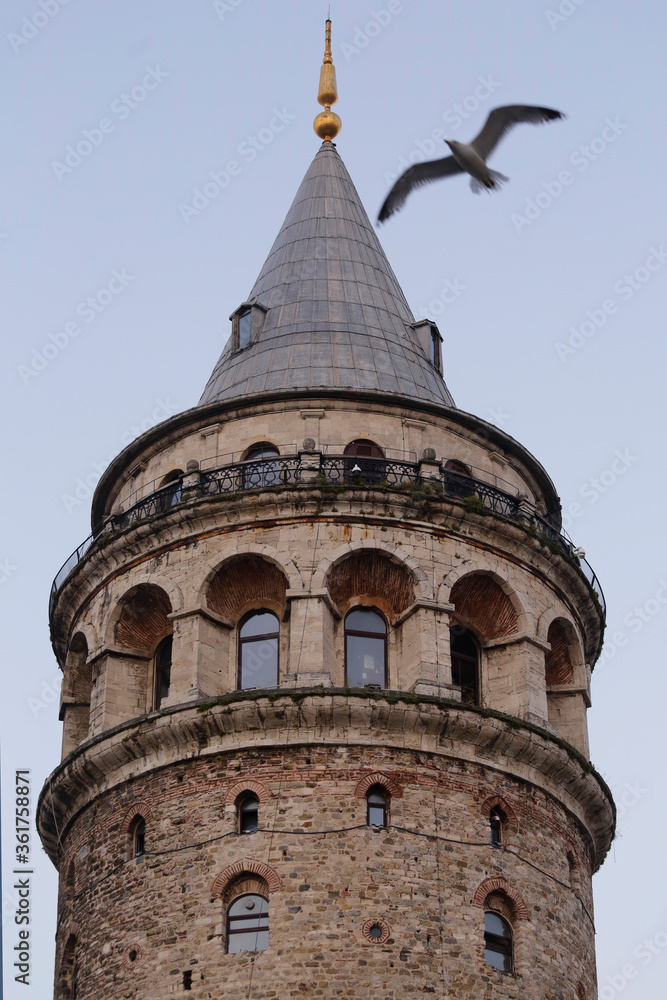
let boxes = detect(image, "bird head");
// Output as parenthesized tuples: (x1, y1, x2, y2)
(444, 139, 460, 151)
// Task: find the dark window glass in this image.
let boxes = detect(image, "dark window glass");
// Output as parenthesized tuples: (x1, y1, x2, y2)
(367, 785, 387, 827)
(430, 330, 441, 367)
(134, 818, 146, 857)
(156, 469, 184, 510)
(443, 459, 475, 499)
(484, 911, 513, 972)
(227, 894, 269, 953)
(242, 444, 281, 488)
(239, 794, 259, 834)
(239, 611, 279, 689)
(343, 440, 386, 483)
(490, 810, 502, 846)
(238, 308, 252, 349)
(450, 627, 479, 705)
(345, 609, 387, 688)
(154, 636, 172, 709)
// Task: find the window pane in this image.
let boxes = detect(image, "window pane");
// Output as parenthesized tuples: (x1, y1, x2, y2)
(240, 612, 279, 638)
(368, 803, 386, 826)
(238, 310, 252, 348)
(346, 609, 386, 634)
(484, 944, 512, 972)
(346, 634, 385, 687)
(228, 895, 269, 953)
(485, 913, 511, 938)
(241, 637, 278, 689)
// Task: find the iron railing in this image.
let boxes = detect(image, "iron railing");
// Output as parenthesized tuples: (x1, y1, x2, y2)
(50, 456, 605, 619)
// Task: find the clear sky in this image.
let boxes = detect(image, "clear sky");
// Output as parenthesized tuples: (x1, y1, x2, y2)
(2, 1, 665, 996)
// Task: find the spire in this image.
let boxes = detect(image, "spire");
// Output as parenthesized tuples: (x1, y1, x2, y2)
(313, 18, 341, 143)
(199, 143, 455, 409)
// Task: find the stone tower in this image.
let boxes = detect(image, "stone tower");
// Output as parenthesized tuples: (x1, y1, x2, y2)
(39, 23, 613, 1000)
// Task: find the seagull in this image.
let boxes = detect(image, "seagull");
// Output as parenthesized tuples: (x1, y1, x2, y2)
(377, 104, 566, 222)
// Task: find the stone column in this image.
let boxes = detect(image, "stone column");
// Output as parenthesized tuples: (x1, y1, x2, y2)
(484, 633, 550, 723)
(284, 591, 337, 687)
(165, 608, 232, 705)
(397, 600, 456, 697)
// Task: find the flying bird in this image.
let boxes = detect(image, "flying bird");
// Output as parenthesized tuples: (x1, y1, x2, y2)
(377, 104, 566, 222)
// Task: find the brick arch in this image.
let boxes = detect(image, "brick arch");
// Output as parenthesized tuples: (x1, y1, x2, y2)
(325, 550, 418, 618)
(354, 772, 403, 799)
(119, 801, 154, 834)
(449, 573, 520, 640)
(546, 618, 577, 685)
(224, 779, 271, 807)
(196, 544, 303, 607)
(472, 877, 528, 919)
(210, 858, 281, 900)
(205, 554, 289, 622)
(112, 584, 172, 652)
(480, 794, 518, 830)
(313, 541, 431, 600)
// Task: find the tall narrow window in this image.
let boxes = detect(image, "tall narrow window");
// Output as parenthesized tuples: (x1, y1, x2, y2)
(238, 793, 259, 834)
(227, 894, 269, 953)
(237, 307, 252, 349)
(345, 609, 387, 689)
(490, 809, 502, 846)
(239, 611, 279, 690)
(450, 626, 479, 705)
(156, 469, 184, 511)
(133, 818, 146, 857)
(430, 329, 441, 369)
(154, 635, 172, 709)
(484, 911, 513, 972)
(366, 785, 388, 828)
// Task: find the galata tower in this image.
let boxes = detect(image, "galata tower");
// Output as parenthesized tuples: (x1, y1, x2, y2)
(39, 21, 613, 1000)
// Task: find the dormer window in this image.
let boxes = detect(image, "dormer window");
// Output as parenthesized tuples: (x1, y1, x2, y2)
(237, 307, 252, 349)
(412, 319, 443, 374)
(430, 328, 441, 368)
(230, 301, 268, 352)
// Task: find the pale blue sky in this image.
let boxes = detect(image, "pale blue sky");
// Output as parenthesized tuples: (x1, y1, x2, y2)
(2, 1, 666, 996)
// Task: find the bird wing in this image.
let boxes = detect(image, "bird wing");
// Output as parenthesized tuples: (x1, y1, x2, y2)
(470, 105, 566, 161)
(377, 156, 465, 223)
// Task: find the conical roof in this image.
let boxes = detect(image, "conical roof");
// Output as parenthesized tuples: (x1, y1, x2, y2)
(199, 142, 455, 407)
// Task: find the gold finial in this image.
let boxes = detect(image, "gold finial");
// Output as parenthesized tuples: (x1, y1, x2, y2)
(314, 18, 341, 142)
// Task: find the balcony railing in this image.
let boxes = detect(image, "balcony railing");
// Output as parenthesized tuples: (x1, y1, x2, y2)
(50, 455, 605, 620)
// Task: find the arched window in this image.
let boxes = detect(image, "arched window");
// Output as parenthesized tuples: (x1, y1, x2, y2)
(156, 469, 184, 510)
(490, 809, 502, 846)
(239, 611, 279, 690)
(443, 459, 475, 498)
(227, 894, 269, 953)
(154, 635, 172, 710)
(345, 609, 387, 689)
(343, 439, 386, 483)
(366, 785, 388, 828)
(242, 443, 281, 488)
(450, 626, 479, 705)
(484, 911, 513, 972)
(130, 816, 146, 857)
(237, 793, 259, 835)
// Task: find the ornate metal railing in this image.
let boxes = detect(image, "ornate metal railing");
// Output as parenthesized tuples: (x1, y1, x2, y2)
(50, 455, 605, 619)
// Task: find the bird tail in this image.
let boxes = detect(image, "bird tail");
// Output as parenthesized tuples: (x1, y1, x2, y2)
(470, 170, 509, 195)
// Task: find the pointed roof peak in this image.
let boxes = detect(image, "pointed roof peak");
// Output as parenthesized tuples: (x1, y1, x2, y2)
(199, 142, 455, 409)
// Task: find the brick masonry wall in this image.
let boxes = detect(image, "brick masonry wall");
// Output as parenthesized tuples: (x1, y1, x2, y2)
(55, 741, 597, 1000)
